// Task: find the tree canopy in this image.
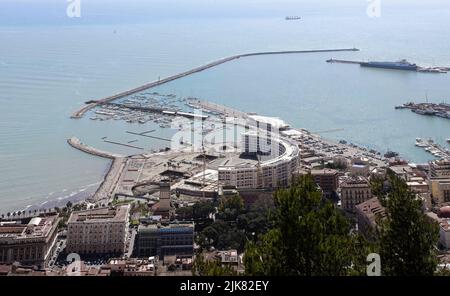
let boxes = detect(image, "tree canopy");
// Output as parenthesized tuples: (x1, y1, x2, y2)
(378, 173, 439, 276)
(244, 174, 369, 276)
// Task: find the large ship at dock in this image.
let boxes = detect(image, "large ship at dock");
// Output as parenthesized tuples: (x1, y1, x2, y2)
(360, 59, 418, 71)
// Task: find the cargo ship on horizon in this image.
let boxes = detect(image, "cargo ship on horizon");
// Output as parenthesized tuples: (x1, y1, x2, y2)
(285, 16, 301, 20)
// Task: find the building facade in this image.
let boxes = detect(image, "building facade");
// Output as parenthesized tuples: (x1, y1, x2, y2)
(311, 169, 340, 198)
(431, 179, 450, 204)
(135, 222, 194, 259)
(340, 177, 372, 212)
(439, 219, 450, 249)
(355, 197, 385, 239)
(430, 159, 450, 179)
(153, 180, 171, 219)
(218, 133, 300, 190)
(0, 214, 59, 267)
(66, 205, 130, 255)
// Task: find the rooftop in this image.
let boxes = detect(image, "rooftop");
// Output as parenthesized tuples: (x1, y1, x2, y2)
(355, 197, 386, 223)
(389, 165, 414, 176)
(248, 114, 289, 130)
(0, 214, 59, 241)
(341, 176, 370, 188)
(68, 205, 130, 224)
(138, 222, 194, 234)
(311, 168, 339, 176)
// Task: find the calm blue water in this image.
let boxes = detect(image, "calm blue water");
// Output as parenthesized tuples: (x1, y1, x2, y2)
(1, 0, 450, 213)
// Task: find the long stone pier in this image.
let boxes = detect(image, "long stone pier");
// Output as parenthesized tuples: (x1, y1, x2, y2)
(71, 48, 359, 118)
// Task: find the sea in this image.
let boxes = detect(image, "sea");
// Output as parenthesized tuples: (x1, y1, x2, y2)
(1, 0, 450, 213)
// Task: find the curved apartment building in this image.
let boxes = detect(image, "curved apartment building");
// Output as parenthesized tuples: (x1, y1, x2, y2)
(218, 132, 300, 189)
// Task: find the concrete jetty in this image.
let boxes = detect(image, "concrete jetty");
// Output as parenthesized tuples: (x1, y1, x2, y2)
(71, 48, 360, 119)
(103, 139, 144, 150)
(126, 131, 172, 142)
(326, 58, 363, 64)
(67, 137, 124, 159)
(67, 137, 127, 203)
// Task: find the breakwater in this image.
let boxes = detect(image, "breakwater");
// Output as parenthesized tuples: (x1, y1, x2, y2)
(71, 48, 359, 119)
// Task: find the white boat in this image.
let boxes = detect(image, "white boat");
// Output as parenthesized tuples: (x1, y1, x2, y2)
(415, 138, 428, 147)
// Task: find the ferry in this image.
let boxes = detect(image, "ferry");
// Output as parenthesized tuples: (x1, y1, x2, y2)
(360, 59, 418, 71)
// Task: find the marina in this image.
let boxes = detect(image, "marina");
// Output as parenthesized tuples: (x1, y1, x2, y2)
(88, 93, 213, 129)
(415, 138, 450, 159)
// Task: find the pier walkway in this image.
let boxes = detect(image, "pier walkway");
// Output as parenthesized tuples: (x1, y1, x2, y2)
(71, 48, 359, 118)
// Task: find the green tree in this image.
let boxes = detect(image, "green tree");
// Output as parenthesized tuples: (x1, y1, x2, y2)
(176, 201, 215, 222)
(193, 201, 215, 220)
(378, 174, 439, 276)
(197, 220, 246, 251)
(176, 206, 194, 220)
(217, 194, 244, 221)
(244, 174, 366, 276)
(192, 254, 237, 276)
